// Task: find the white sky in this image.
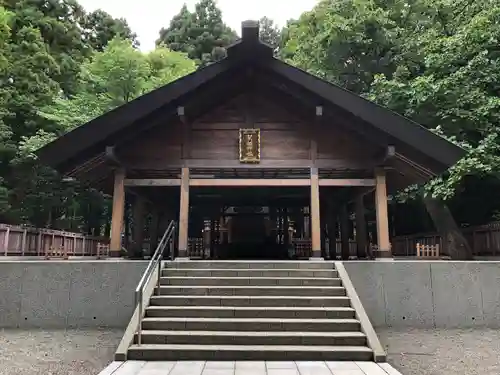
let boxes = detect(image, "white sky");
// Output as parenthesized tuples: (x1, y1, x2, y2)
(78, 0, 319, 51)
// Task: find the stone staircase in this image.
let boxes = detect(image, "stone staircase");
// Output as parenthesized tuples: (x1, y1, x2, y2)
(124, 260, 385, 361)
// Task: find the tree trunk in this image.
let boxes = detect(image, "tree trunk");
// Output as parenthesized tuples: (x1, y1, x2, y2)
(423, 196, 473, 260)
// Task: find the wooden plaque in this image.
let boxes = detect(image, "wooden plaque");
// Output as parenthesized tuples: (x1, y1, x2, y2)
(239, 128, 260, 163)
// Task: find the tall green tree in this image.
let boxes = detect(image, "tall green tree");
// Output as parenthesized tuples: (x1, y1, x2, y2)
(40, 38, 196, 131)
(80, 9, 139, 51)
(0, 1, 146, 227)
(258, 16, 281, 51)
(157, 0, 237, 67)
(21, 38, 194, 230)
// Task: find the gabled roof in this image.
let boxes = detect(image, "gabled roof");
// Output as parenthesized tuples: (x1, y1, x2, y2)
(37, 20, 464, 175)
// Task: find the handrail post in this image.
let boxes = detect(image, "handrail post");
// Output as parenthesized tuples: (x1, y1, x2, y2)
(137, 289, 143, 345)
(170, 236, 174, 260)
(157, 254, 161, 296)
(133, 220, 176, 348)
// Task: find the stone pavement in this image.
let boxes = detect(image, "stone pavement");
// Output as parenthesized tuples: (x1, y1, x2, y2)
(99, 361, 402, 375)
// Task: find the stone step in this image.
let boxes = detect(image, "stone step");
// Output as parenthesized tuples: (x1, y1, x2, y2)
(141, 317, 361, 332)
(133, 330, 367, 346)
(160, 276, 342, 287)
(145, 306, 356, 319)
(162, 268, 339, 278)
(154, 285, 346, 296)
(149, 295, 352, 307)
(165, 261, 333, 270)
(127, 344, 373, 361)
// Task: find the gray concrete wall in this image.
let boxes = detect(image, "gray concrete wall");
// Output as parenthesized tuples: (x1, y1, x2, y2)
(2, 260, 499, 330)
(0, 260, 148, 328)
(344, 261, 500, 329)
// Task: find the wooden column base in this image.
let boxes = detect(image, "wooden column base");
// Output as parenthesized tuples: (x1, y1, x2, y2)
(177, 249, 188, 258)
(374, 249, 392, 258)
(310, 250, 323, 259)
(109, 250, 121, 257)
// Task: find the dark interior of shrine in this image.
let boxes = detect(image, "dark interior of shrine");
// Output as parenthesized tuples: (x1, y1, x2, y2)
(188, 187, 306, 260)
(134, 185, 373, 260)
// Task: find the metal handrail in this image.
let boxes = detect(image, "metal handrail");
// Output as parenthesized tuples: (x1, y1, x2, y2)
(135, 220, 176, 345)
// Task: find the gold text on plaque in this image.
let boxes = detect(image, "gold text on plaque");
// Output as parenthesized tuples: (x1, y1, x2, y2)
(239, 128, 260, 163)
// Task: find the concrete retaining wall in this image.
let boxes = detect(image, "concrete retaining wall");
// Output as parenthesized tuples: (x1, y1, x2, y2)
(0, 260, 148, 328)
(344, 261, 500, 328)
(2, 260, 499, 329)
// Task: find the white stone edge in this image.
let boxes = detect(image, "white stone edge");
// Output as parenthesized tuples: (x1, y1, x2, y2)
(335, 261, 387, 362)
(97, 361, 124, 375)
(114, 265, 160, 361)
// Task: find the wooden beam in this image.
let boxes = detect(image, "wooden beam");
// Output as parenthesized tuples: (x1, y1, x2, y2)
(319, 179, 375, 187)
(190, 179, 309, 187)
(110, 168, 125, 256)
(128, 158, 373, 170)
(178, 167, 190, 258)
(310, 167, 322, 258)
(124, 178, 375, 187)
(125, 179, 181, 186)
(374, 168, 391, 257)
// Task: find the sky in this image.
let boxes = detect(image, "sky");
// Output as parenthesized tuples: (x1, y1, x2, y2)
(77, 0, 319, 51)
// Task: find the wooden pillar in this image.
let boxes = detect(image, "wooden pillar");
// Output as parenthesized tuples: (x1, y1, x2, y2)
(375, 168, 391, 257)
(131, 196, 146, 258)
(340, 204, 350, 260)
(110, 168, 125, 257)
(355, 194, 368, 259)
(310, 167, 322, 258)
(178, 167, 190, 258)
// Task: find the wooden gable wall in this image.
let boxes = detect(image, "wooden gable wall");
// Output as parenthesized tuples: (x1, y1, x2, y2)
(116, 89, 383, 168)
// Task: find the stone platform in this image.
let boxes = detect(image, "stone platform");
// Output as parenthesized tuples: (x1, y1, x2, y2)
(99, 361, 402, 375)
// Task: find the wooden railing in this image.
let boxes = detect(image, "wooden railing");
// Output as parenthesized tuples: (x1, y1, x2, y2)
(392, 222, 500, 257)
(0, 224, 108, 257)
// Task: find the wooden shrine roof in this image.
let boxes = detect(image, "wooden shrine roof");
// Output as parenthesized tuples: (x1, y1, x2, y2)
(37, 20, 464, 184)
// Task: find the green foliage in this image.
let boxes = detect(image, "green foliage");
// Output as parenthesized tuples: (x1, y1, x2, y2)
(283, 0, 500, 204)
(2, 0, 500, 233)
(0, 1, 193, 229)
(81, 9, 139, 51)
(157, 0, 237, 67)
(370, 3, 500, 199)
(39, 38, 195, 133)
(258, 17, 281, 51)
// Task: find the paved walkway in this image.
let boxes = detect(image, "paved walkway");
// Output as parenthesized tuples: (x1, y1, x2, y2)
(98, 361, 402, 375)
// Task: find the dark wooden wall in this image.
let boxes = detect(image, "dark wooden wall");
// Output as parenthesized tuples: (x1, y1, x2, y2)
(117, 90, 382, 168)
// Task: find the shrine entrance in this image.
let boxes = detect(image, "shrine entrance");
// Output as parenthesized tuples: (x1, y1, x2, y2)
(187, 185, 315, 260)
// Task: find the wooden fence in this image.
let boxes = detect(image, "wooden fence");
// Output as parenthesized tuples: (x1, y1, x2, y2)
(0, 224, 109, 257)
(392, 222, 500, 257)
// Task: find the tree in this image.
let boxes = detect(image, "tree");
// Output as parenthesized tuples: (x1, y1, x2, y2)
(40, 38, 196, 132)
(0, 1, 147, 228)
(80, 9, 139, 51)
(258, 16, 281, 51)
(281, 0, 402, 93)
(156, 0, 237, 67)
(280, 0, 500, 258)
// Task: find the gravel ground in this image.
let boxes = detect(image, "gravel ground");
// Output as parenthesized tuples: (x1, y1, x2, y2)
(1, 328, 499, 375)
(0, 328, 123, 375)
(377, 328, 500, 375)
